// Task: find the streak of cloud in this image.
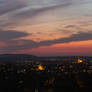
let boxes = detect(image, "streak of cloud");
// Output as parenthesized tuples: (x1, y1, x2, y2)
(1, 31, 92, 53)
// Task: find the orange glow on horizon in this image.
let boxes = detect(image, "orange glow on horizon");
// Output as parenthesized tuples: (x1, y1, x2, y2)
(12, 40, 92, 56)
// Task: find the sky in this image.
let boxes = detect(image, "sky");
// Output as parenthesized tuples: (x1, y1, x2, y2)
(0, 0, 92, 56)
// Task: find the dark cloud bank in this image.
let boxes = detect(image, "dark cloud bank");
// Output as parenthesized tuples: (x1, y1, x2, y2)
(0, 30, 92, 53)
(0, 30, 29, 41)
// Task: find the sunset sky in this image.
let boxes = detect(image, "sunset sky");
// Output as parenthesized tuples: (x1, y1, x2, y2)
(0, 0, 92, 56)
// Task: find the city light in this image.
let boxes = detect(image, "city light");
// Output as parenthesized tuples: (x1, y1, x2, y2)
(78, 59, 83, 63)
(38, 64, 44, 71)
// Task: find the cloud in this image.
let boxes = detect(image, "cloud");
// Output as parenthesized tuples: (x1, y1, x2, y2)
(0, 0, 92, 55)
(39, 32, 92, 46)
(1, 31, 92, 53)
(0, 0, 27, 15)
(0, 40, 37, 53)
(13, 0, 72, 19)
(0, 0, 73, 28)
(0, 0, 72, 16)
(64, 25, 76, 28)
(0, 30, 30, 41)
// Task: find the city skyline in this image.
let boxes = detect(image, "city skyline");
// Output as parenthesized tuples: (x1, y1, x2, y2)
(0, 0, 92, 56)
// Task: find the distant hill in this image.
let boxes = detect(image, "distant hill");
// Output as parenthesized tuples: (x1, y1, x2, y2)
(0, 54, 92, 64)
(0, 54, 37, 63)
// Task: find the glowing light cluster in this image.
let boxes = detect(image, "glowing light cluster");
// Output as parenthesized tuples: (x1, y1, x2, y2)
(78, 59, 83, 63)
(38, 65, 44, 71)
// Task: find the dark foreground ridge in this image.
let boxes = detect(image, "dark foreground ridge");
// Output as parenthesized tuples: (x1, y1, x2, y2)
(0, 54, 92, 92)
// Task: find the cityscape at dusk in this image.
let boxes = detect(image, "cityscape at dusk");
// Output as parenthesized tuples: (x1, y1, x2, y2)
(0, 55, 92, 92)
(0, 0, 92, 92)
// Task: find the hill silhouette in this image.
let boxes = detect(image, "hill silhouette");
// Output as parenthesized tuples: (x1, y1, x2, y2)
(0, 54, 37, 63)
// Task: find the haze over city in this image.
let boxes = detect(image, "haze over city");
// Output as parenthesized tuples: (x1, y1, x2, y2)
(0, 0, 92, 56)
